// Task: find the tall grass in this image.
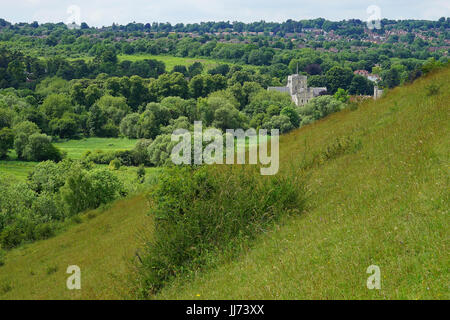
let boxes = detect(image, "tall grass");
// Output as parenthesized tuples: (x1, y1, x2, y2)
(155, 66, 449, 300)
(136, 165, 306, 296)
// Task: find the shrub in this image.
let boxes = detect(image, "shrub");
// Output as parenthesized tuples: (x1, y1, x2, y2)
(299, 96, 344, 123)
(333, 88, 350, 104)
(133, 139, 153, 166)
(28, 160, 73, 193)
(33, 223, 55, 241)
(147, 134, 177, 167)
(137, 166, 305, 296)
(0, 223, 26, 249)
(280, 106, 300, 128)
(22, 133, 63, 162)
(61, 167, 124, 215)
(262, 114, 294, 133)
(31, 192, 65, 221)
(137, 165, 146, 183)
(425, 83, 440, 96)
(109, 158, 121, 170)
(13, 121, 40, 159)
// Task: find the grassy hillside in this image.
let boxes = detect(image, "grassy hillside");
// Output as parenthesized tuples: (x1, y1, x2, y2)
(155, 67, 449, 300)
(0, 194, 151, 299)
(0, 67, 448, 299)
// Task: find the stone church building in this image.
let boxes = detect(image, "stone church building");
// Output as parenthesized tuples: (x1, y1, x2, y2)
(268, 74, 327, 106)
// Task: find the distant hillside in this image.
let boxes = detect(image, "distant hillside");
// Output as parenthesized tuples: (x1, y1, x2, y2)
(1, 67, 448, 299)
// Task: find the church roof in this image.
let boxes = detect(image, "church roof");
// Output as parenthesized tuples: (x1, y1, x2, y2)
(312, 87, 327, 96)
(267, 86, 290, 93)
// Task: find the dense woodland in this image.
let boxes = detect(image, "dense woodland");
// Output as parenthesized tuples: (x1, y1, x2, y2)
(0, 17, 448, 250)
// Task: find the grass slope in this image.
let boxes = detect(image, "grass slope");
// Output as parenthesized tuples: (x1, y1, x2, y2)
(0, 194, 151, 299)
(155, 68, 449, 299)
(1, 68, 448, 299)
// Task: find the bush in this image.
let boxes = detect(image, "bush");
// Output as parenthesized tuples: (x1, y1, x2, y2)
(0, 223, 27, 249)
(137, 166, 305, 296)
(425, 83, 440, 96)
(0, 159, 125, 250)
(22, 133, 63, 162)
(299, 96, 344, 123)
(147, 134, 177, 167)
(262, 114, 294, 133)
(109, 158, 121, 170)
(137, 165, 146, 183)
(13, 121, 40, 159)
(28, 160, 73, 193)
(280, 106, 300, 128)
(61, 166, 124, 215)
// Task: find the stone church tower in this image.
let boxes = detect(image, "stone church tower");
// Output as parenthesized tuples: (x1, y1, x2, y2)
(268, 74, 327, 106)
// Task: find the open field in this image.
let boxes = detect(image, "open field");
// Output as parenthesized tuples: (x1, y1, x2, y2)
(118, 54, 223, 71)
(54, 137, 138, 159)
(0, 161, 38, 180)
(1, 67, 448, 299)
(1, 138, 142, 181)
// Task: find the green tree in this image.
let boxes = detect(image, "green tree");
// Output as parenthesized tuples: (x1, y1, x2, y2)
(212, 106, 242, 131)
(262, 114, 294, 133)
(22, 133, 63, 162)
(349, 75, 373, 95)
(87, 104, 107, 136)
(0, 108, 15, 129)
(49, 113, 79, 138)
(325, 66, 354, 94)
(13, 121, 40, 159)
(61, 167, 123, 215)
(280, 106, 300, 128)
(0, 127, 14, 158)
(300, 96, 344, 124)
(137, 110, 160, 139)
(333, 88, 350, 103)
(40, 93, 73, 119)
(120, 113, 140, 139)
(383, 67, 401, 89)
(188, 62, 204, 78)
(147, 134, 177, 167)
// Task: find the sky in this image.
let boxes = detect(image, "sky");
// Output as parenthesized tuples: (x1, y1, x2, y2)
(1, 0, 449, 27)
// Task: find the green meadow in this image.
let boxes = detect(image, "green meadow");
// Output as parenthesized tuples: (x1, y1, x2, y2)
(0, 138, 139, 181)
(118, 54, 223, 71)
(53, 137, 138, 159)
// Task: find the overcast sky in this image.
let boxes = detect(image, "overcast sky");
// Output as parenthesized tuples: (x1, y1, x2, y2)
(2, 0, 449, 27)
